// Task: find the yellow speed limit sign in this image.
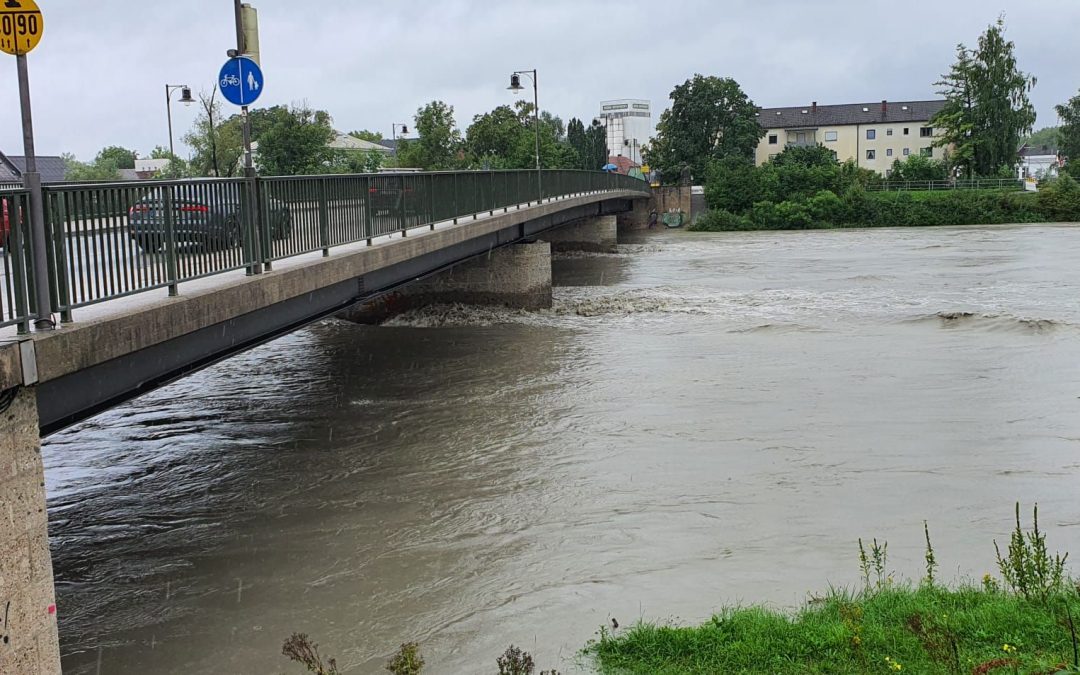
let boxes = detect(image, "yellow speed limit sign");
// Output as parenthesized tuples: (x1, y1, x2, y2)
(0, 0, 43, 56)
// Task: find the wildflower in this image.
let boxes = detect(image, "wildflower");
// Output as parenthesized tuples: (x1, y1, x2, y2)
(852, 635, 861, 646)
(1002, 643, 1016, 654)
(885, 656, 903, 671)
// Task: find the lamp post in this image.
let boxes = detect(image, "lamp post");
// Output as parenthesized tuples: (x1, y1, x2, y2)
(391, 123, 409, 161)
(165, 84, 193, 158)
(508, 69, 541, 202)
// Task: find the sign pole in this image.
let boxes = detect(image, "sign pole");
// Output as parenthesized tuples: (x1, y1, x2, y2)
(15, 52, 53, 330)
(234, 0, 261, 275)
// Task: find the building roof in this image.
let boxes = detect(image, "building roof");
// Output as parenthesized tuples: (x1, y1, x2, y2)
(1, 154, 68, 183)
(1019, 143, 1059, 158)
(757, 100, 946, 130)
(329, 132, 393, 153)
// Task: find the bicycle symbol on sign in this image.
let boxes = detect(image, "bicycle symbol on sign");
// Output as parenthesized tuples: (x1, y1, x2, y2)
(220, 74, 241, 88)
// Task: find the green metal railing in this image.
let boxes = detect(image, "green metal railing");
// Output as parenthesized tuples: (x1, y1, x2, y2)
(0, 189, 35, 332)
(867, 178, 1024, 192)
(0, 170, 647, 331)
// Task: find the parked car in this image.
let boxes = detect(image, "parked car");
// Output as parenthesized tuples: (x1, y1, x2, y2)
(0, 197, 9, 248)
(368, 176, 427, 218)
(127, 190, 291, 252)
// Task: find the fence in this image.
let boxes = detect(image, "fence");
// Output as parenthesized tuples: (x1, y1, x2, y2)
(0, 169, 647, 332)
(867, 178, 1024, 192)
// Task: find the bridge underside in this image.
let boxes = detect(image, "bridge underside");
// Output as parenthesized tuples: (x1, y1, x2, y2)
(10, 195, 638, 435)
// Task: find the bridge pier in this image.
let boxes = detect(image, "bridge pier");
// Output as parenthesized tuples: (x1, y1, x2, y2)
(0, 387, 60, 675)
(542, 215, 618, 253)
(341, 240, 553, 323)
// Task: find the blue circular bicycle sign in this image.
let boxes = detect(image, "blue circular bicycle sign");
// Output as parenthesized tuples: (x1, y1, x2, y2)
(218, 56, 263, 106)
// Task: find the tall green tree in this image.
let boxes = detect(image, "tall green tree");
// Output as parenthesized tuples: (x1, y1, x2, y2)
(932, 16, 1037, 177)
(645, 74, 764, 183)
(566, 118, 608, 170)
(62, 153, 121, 181)
(1025, 126, 1060, 150)
(348, 129, 384, 143)
(95, 146, 137, 170)
(465, 105, 524, 168)
(183, 89, 244, 177)
(397, 100, 462, 170)
(1056, 91, 1080, 176)
(254, 104, 335, 176)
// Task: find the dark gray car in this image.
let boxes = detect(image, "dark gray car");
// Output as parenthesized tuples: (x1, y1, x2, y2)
(127, 189, 291, 252)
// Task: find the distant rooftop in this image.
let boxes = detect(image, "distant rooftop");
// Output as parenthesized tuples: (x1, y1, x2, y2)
(757, 100, 946, 129)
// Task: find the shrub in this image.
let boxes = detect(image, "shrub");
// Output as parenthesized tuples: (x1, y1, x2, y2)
(1037, 173, 1080, 221)
(704, 156, 759, 214)
(689, 209, 753, 231)
(806, 190, 843, 225)
(774, 200, 814, 229)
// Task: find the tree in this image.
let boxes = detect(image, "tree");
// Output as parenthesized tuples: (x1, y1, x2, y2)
(254, 104, 335, 176)
(95, 146, 136, 170)
(645, 74, 764, 183)
(62, 153, 121, 182)
(348, 129, 384, 143)
(465, 105, 524, 168)
(183, 89, 244, 177)
(932, 16, 1037, 177)
(566, 118, 608, 170)
(149, 145, 190, 179)
(328, 148, 384, 174)
(397, 100, 462, 170)
(1056, 91, 1080, 175)
(1025, 126, 1060, 150)
(888, 154, 948, 182)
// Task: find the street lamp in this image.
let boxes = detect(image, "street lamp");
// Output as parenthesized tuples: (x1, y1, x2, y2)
(508, 69, 542, 201)
(165, 84, 194, 158)
(391, 123, 409, 161)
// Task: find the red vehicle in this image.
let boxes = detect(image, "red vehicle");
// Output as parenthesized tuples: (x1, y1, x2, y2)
(0, 197, 10, 249)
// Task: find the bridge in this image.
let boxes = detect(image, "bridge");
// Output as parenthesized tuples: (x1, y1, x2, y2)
(0, 168, 649, 673)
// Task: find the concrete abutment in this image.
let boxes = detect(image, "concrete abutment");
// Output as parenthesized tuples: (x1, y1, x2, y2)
(340, 241, 552, 324)
(541, 215, 618, 253)
(0, 386, 60, 675)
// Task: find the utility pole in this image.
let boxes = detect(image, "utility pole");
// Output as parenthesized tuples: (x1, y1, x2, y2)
(233, 0, 261, 274)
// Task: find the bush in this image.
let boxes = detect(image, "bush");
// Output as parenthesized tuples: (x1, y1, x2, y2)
(806, 190, 843, 225)
(1036, 173, 1080, 221)
(688, 209, 753, 231)
(704, 156, 759, 213)
(888, 155, 948, 182)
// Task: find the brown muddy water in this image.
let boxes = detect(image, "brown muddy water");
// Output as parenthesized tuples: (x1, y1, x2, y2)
(45, 225, 1080, 674)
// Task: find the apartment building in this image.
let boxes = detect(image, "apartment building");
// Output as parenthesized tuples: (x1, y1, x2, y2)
(755, 99, 947, 174)
(597, 99, 651, 165)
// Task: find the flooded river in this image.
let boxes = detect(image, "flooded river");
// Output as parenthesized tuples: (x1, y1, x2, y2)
(45, 225, 1080, 674)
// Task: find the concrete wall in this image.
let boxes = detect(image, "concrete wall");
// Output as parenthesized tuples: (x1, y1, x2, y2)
(340, 241, 552, 323)
(0, 387, 60, 674)
(618, 188, 692, 231)
(542, 215, 617, 252)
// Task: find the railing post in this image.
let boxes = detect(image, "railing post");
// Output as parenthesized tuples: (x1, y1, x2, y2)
(51, 191, 72, 323)
(429, 174, 436, 231)
(398, 174, 407, 236)
(258, 178, 272, 271)
(319, 178, 330, 257)
(490, 169, 495, 216)
(453, 172, 459, 224)
(162, 186, 180, 297)
(364, 175, 374, 245)
(10, 193, 30, 334)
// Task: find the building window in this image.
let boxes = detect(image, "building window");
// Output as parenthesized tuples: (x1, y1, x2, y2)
(887, 128, 894, 136)
(903, 148, 910, 156)
(921, 147, 933, 157)
(824, 131, 838, 142)
(920, 127, 933, 137)
(866, 129, 876, 140)
(886, 148, 893, 157)
(903, 128, 910, 135)
(866, 149, 876, 160)
(768, 134, 778, 145)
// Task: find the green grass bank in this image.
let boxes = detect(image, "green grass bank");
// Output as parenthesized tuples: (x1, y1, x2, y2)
(585, 507, 1080, 675)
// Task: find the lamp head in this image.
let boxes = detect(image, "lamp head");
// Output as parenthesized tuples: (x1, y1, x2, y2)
(179, 86, 194, 105)
(508, 73, 523, 93)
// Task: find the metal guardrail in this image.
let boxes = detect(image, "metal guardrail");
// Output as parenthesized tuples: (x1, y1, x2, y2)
(0, 170, 647, 332)
(867, 178, 1024, 192)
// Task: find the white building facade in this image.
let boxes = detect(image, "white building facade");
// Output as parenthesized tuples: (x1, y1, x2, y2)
(597, 99, 651, 165)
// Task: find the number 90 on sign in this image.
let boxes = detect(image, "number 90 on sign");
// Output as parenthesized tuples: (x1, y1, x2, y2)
(0, 0, 44, 56)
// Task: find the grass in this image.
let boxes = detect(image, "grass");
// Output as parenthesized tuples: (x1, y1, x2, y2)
(586, 505, 1080, 674)
(587, 585, 1080, 674)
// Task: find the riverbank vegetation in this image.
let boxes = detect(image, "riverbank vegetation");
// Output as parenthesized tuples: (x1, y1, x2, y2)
(586, 504, 1079, 674)
(689, 145, 1080, 232)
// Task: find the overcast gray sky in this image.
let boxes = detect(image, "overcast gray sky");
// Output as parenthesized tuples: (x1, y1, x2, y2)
(1, 0, 1076, 161)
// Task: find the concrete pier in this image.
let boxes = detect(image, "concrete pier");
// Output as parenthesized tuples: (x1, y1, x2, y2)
(341, 241, 553, 323)
(542, 215, 618, 253)
(0, 387, 60, 675)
